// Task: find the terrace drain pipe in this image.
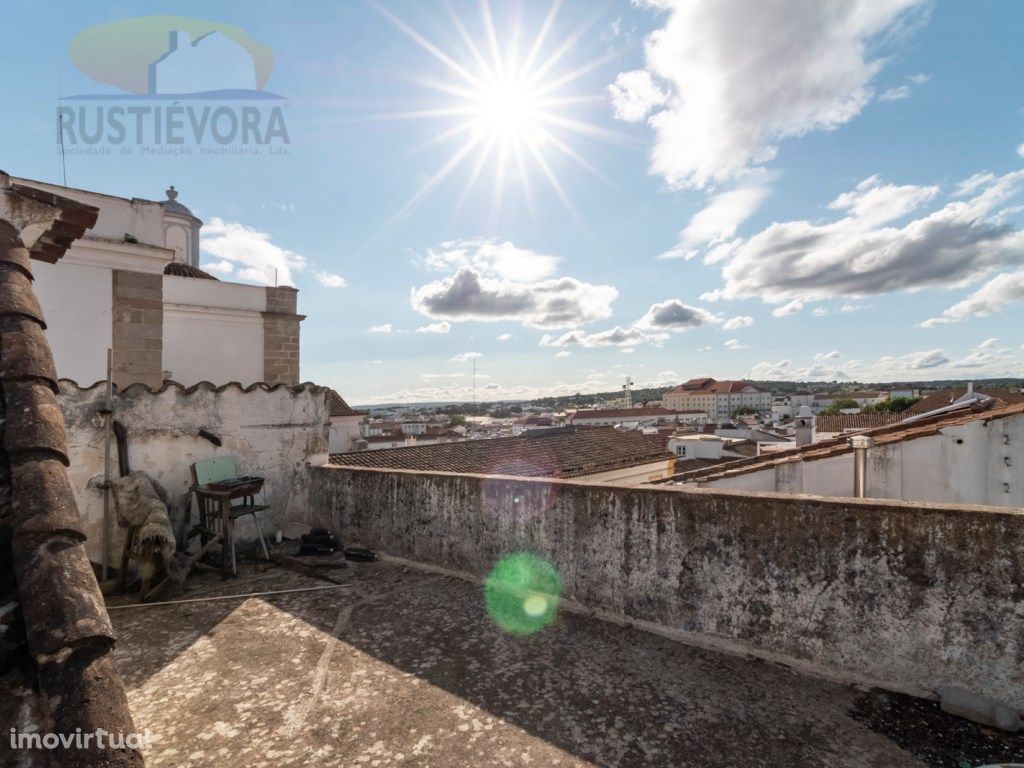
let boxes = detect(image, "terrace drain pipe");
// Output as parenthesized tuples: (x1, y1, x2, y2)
(848, 435, 874, 499)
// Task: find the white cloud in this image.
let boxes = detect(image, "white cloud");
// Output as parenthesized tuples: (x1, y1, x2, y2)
(497, 333, 514, 341)
(200, 259, 235, 275)
(724, 338, 746, 350)
(635, 299, 719, 331)
(950, 338, 1013, 369)
(827, 175, 939, 226)
(771, 299, 804, 317)
(1018, 143, 1024, 159)
(615, 0, 925, 188)
(417, 239, 559, 282)
(750, 359, 794, 379)
(201, 217, 308, 286)
(908, 73, 929, 84)
(539, 327, 665, 349)
(421, 372, 465, 380)
(555, 350, 572, 358)
(450, 351, 482, 362)
(411, 241, 617, 331)
(815, 350, 842, 360)
(659, 184, 770, 258)
(921, 267, 1024, 327)
(723, 315, 753, 330)
(706, 171, 1024, 307)
(879, 85, 910, 101)
(416, 321, 452, 334)
(369, 324, 393, 333)
(608, 69, 669, 122)
(954, 172, 996, 197)
(752, 341, 1022, 382)
(871, 348, 950, 370)
(315, 271, 348, 288)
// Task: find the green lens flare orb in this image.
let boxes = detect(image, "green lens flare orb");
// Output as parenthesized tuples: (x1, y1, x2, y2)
(484, 553, 562, 636)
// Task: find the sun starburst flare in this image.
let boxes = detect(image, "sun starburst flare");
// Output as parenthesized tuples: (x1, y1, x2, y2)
(367, 0, 622, 225)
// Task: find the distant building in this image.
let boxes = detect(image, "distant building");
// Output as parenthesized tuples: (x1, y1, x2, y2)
(512, 415, 560, 435)
(671, 400, 1024, 508)
(663, 379, 772, 420)
(358, 419, 466, 450)
(327, 390, 366, 454)
(18, 177, 303, 389)
(813, 390, 887, 411)
(567, 406, 707, 428)
(331, 426, 677, 485)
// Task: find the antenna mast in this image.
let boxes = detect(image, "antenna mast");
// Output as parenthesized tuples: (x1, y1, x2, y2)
(623, 376, 633, 408)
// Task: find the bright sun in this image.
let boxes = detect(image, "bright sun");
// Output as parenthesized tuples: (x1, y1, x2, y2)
(473, 76, 542, 142)
(369, 0, 615, 223)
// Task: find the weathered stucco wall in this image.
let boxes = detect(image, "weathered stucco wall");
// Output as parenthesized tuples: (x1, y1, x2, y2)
(312, 466, 1024, 711)
(60, 380, 330, 563)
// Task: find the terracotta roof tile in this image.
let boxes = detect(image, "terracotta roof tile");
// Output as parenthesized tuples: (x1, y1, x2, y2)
(569, 407, 704, 420)
(331, 426, 674, 478)
(163, 261, 219, 280)
(327, 388, 365, 417)
(0, 177, 142, 764)
(815, 412, 904, 432)
(904, 387, 1024, 415)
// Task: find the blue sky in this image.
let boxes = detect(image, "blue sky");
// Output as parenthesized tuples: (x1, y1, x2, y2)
(3, 1, 1024, 403)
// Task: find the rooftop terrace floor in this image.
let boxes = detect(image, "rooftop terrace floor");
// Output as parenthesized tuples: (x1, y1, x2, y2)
(109, 559, 994, 767)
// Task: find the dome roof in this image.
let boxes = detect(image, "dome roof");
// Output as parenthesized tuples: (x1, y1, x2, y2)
(160, 185, 198, 218)
(163, 261, 218, 280)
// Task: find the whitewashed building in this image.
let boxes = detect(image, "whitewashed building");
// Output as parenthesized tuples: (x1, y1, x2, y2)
(18, 177, 302, 389)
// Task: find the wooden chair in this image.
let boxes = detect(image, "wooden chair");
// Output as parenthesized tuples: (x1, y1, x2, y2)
(190, 457, 270, 576)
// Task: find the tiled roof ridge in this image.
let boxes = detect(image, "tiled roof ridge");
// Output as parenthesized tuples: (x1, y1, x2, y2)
(0, 177, 143, 765)
(58, 376, 330, 397)
(677, 399, 1024, 484)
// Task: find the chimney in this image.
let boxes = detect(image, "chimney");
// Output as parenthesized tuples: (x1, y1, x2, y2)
(794, 405, 814, 446)
(848, 434, 874, 498)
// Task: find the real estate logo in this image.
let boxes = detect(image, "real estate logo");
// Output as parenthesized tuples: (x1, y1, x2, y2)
(58, 15, 289, 156)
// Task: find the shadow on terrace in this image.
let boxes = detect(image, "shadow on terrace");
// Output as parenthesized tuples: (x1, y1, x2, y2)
(111, 559, 923, 768)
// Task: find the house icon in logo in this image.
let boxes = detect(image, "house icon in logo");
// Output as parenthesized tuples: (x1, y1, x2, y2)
(148, 30, 257, 96)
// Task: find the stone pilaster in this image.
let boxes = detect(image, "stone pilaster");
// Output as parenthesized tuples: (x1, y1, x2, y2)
(111, 269, 163, 389)
(263, 285, 303, 385)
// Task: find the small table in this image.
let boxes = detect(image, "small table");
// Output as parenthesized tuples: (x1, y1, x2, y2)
(193, 480, 267, 578)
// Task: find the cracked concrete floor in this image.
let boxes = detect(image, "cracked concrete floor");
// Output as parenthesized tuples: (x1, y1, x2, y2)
(110, 559, 928, 767)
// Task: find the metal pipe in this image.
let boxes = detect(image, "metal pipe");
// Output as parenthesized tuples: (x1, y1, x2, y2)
(848, 435, 874, 498)
(101, 348, 113, 580)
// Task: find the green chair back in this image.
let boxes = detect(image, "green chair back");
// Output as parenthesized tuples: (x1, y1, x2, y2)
(192, 456, 237, 487)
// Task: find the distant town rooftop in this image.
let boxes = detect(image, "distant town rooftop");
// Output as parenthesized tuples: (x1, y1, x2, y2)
(675, 399, 1024, 485)
(330, 426, 673, 478)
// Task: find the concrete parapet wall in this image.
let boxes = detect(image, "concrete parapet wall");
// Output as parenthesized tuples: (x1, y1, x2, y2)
(312, 465, 1024, 710)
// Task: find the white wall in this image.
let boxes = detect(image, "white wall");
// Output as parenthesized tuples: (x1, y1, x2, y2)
(59, 381, 330, 564)
(162, 276, 266, 386)
(329, 415, 363, 454)
(582, 459, 676, 486)
(701, 413, 1024, 507)
(33, 259, 112, 385)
